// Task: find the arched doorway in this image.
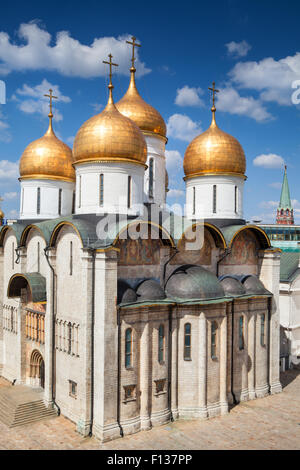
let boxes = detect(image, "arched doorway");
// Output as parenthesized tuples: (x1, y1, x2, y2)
(29, 350, 45, 388)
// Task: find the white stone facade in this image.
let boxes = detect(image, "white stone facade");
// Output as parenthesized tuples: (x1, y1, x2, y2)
(185, 174, 244, 220)
(20, 179, 75, 220)
(143, 135, 167, 207)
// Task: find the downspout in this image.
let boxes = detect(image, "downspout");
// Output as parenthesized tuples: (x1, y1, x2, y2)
(216, 248, 231, 277)
(231, 301, 237, 405)
(117, 306, 124, 437)
(44, 246, 60, 416)
(168, 306, 174, 422)
(267, 296, 271, 392)
(89, 249, 96, 437)
(163, 248, 179, 289)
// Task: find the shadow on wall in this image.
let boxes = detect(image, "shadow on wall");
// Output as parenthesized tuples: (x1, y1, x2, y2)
(280, 367, 300, 389)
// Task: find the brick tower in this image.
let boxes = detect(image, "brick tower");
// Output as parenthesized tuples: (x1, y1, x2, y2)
(276, 166, 294, 225)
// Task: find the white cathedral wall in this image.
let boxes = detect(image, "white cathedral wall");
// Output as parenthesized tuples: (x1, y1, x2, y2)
(53, 226, 86, 425)
(20, 179, 75, 220)
(1, 230, 20, 382)
(185, 174, 244, 220)
(75, 162, 145, 216)
(25, 230, 47, 275)
(143, 135, 166, 206)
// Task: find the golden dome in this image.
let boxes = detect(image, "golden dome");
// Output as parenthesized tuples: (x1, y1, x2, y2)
(116, 67, 167, 140)
(19, 116, 75, 182)
(0, 209, 4, 219)
(73, 81, 147, 166)
(183, 107, 246, 179)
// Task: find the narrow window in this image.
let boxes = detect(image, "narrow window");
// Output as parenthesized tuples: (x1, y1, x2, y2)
(37, 242, 40, 273)
(125, 328, 132, 368)
(149, 158, 154, 199)
(99, 174, 104, 206)
(37, 187, 41, 214)
(239, 316, 244, 350)
(68, 322, 72, 355)
(260, 314, 265, 346)
(184, 323, 191, 360)
(58, 188, 62, 215)
(211, 321, 217, 359)
(234, 186, 238, 214)
(158, 324, 165, 363)
(127, 176, 132, 209)
(69, 380, 77, 398)
(70, 241, 73, 276)
(192, 187, 196, 215)
(72, 191, 75, 214)
(213, 185, 217, 213)
(79, 176, 82, 208)
(21, 188, 24, 214)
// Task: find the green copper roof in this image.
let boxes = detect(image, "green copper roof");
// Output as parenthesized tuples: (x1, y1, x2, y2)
(279, 166, 292, 210)
(8, 272, 46, 303)
(280, 252, 300, 282)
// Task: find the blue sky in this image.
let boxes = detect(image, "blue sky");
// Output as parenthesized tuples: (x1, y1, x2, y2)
(1, 0, 300, 222)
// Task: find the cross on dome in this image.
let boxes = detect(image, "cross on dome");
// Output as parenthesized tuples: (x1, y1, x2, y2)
(126, 36, 141, 70)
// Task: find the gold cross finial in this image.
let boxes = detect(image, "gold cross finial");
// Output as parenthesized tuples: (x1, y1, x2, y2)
(126, 36, 141, 70)
(103, 54, 119, 87)
(208, 81, 219, 108)
(44, 89, 58, 117)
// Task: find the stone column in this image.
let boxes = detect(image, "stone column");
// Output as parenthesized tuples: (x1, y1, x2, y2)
(248, 312, 256, 400)
(140, 318, 151, 430)
(219, 314, 228, 415)
(258, 250, 282, 395)
(44, 249, 56, 407)
(198, 312, 208, 418)
(171, 311, 179, 420)
(17, 289, 27, 384)
(76, 251, 93, 436)
(92, 249, 120, 443)
(240, 312, 249, 401)
(0, 247, 4, 374)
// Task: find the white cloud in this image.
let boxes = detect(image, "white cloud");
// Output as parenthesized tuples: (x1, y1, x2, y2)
(216, 87, 273, 121)
(259, 200, 278, 209)
(253, 153, 285, 169)
(175, 86, 204, 107)
(167, 114, 202, 142)
(165, 150, 183, 171)
(3, 191, 17, 199)
(8, 209, 18, 218)
(0, 160, 19, 179)
(269, 182, 282, 189)
(0, 109, 11, 142)
(229, 53, 300, 106)
(66, 136, 75, 146)
(0, 22, 150, 78)
(15, 79, 70, 121)
(225, 40, 252, 58)
(167, 189, 185, 198)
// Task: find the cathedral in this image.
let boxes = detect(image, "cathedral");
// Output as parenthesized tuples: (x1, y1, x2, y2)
(0, 38, 282, 443)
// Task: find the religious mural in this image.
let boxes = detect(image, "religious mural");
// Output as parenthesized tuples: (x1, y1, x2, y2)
(222, 230, 258, 266)
(170, 227, 212, 266)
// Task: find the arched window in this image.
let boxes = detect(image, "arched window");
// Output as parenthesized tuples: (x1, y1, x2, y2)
(211, 321, 217, 359)
(149, 158, 154, 199)
(192, 187, 196, 215)
(99, 174, 104, 206)
(184, 323, 191, 360)
(127, 176, 132, 209)
(239, 316, 244, 350)
(37, 187, 41, 214)
(260, 314, 265, 346)
(58, 188, 62, 215)
(125, 328, 132, 368)
(158, 324, 165, 363)
(213, 185, 217, 213)
(234, 186, 238, 213)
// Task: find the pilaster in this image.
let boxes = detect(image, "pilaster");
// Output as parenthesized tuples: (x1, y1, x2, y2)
(219, 315, 228, 414)
(198, 312, 208, 418)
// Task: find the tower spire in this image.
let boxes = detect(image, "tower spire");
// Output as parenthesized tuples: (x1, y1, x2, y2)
(103, 53, 119, 106)
(276, 165, 294, 225)
(44, 88, 58, 135)
(208, 81, 219, 127)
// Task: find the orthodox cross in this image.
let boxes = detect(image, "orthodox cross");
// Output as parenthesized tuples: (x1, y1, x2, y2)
(103, 54, 119, 85)
(126, 36, 141, 68)
(208, 82, 219, 107)
(44, 89, 58, 115)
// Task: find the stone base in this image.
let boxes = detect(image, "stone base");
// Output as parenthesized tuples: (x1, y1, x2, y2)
(255, 384, 269, 398)
(151, 408, 171, 427)
(270, 381, 282, 395)
(248, 389, 256, 400)
(93, 421, 122, 443)
(120, 415, 141, 436)
(76, 419, 92, 437)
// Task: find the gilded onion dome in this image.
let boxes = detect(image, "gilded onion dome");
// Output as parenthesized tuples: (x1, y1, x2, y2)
(183, 106, 246, 179)
(73, 69, 147, 166)
(19, 112, 75, 183)
(116, 66, 167, 140)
